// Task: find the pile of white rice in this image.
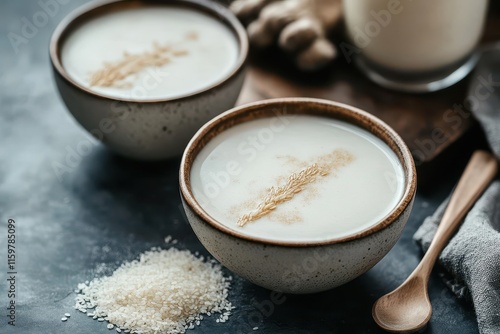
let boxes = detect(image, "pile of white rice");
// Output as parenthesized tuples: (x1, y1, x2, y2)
(74, 246, 233, 334)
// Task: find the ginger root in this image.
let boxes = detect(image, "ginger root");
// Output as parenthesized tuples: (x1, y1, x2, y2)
(231, 0, 342, 71)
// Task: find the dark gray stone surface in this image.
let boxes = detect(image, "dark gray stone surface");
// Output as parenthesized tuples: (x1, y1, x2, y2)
(0, 1, 479, 333)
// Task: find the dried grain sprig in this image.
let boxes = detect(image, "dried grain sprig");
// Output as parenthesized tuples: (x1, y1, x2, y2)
(238, 164, 321, 227)
(89, 43, 187, 88)
(237, 149, 354, 227)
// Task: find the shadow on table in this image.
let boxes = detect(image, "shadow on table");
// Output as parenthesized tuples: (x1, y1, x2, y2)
(232, 274, 388, 334)
(66, 146, 196, 244)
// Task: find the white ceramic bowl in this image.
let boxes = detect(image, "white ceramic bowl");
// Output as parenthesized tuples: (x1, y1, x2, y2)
(50, 0, 248, 160)
(180, 98, 417, 294)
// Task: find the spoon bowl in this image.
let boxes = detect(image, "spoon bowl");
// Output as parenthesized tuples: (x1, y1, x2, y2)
(373, 276, 431, 332)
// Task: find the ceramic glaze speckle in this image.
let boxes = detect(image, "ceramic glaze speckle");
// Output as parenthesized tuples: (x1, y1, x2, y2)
(50, 0, 247, 160)
(183, 196, 413, 293)
(54, 72, 245, 159)
(180, 98, 417, 293)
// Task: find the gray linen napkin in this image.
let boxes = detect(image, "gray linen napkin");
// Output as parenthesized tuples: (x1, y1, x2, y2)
(414, 45, 500, 334)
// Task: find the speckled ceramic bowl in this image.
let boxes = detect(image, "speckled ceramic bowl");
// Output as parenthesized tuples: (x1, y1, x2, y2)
(50, 0, 247, 160)
(180, 98, 417, 294)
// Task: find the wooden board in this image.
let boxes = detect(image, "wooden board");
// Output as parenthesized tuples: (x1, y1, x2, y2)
(236, 3, 500, 166)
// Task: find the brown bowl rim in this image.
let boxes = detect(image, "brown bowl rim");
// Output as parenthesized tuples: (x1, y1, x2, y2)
(49, 0, 248, 103)
(180, 98, 417, 247)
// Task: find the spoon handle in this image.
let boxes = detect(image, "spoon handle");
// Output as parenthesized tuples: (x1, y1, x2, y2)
(416, 150, 498, 280)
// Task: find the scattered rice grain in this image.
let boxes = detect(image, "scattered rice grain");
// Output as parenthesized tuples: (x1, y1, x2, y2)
(75, 247, 232, 334)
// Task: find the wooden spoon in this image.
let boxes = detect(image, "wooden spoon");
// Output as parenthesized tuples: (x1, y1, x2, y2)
(372, 150, 498, 333)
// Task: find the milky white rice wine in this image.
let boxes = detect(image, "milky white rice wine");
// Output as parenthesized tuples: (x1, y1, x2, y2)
(61, 6, 239, 100)
(191, 115, 406, 242)
(343, 0, 488, 73)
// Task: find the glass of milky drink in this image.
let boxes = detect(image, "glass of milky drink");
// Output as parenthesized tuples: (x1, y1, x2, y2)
(50, 0, 247, 160)
(180, 98, 417, 293)
(343, 0, 489, 92)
